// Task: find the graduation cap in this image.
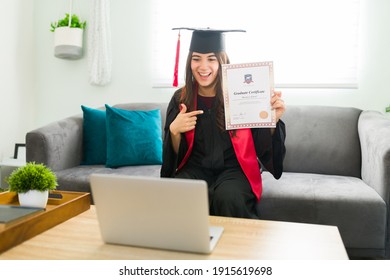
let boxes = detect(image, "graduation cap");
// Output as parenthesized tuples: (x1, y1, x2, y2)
(172, 27, 246, 86)
(173, 27, 246, 53)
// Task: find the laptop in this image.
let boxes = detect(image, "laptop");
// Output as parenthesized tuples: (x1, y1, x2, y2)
(90, 174, 224, 254)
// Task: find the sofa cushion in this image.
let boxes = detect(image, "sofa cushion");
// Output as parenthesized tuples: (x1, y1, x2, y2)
(282, 106, 362, 178)
(258, 172, 387, 249)
(112, 103, 168, 136)
(81, 105, 106, 165)
(55, 165, 161, 194)
(105, 105, 163, 168)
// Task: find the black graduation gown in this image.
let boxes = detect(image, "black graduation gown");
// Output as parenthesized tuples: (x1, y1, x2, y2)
(160, 89, 286, 182)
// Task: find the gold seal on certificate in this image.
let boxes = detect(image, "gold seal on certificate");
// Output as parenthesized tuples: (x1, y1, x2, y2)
(222, 61, 276, 130)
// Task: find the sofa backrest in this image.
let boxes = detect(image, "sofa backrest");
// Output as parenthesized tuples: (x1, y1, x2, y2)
(282, 105, 362, 178)
(105, 103, 364, 178)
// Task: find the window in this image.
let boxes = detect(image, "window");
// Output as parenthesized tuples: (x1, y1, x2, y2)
(152, 0, 359, 89)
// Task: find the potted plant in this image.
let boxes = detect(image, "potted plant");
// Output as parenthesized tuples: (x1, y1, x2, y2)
(6, 162, 58, 208)
(50, 13, 87, 60)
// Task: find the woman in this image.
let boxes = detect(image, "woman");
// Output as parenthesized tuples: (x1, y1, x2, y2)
(161, 28, 286, 218)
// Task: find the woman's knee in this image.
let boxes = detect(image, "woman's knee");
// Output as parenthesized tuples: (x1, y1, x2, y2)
(210, 179, 258, 218)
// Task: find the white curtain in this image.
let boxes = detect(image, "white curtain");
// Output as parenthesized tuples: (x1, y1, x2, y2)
(88, 0, 112, 86)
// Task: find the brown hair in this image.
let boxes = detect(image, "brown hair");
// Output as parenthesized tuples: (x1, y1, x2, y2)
(179, 51, 230, 131)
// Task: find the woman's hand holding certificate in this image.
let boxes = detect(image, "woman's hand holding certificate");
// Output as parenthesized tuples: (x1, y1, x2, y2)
(270, 90, 285, 124)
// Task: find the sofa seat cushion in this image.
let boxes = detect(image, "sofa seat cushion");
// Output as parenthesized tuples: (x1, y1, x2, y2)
(55, 165, 161, 193)
(258, 172, 387, 249)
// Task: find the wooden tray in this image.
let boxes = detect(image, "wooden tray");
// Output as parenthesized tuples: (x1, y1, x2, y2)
(0, 190, 90, 254)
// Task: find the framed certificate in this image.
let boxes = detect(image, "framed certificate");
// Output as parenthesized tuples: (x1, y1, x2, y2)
(222, 61, 276, 130)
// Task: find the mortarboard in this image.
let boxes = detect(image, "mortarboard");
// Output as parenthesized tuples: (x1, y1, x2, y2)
(171, 27, 246, 86)
(172, 27, 246, 53)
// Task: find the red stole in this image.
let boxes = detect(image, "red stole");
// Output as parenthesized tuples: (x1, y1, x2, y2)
(229, 129, 263, 201)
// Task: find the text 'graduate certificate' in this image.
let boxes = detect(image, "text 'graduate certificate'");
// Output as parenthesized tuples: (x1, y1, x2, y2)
(222, 61, 276, 130)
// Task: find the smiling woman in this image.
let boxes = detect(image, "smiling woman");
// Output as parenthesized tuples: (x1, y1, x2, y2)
(191, 53, 219, 91)
(152, 0, 360, 89)
(160, 27, 287, 219)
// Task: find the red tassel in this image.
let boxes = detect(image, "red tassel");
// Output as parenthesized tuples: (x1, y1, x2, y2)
(173, 31, 180, 87)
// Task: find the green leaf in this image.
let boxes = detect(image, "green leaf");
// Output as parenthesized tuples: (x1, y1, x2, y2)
(50, 13, 86, 31)
(6, 162, 58, 193)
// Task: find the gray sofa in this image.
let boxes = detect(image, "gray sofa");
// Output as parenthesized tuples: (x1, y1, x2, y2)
(26, 103, 390, 259)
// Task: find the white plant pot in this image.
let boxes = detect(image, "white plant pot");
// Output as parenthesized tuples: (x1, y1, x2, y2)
(18, 190, 49, 208)
(54, 27, 84, 60)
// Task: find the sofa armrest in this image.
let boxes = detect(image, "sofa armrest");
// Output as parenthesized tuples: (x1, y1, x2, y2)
(358, 111, 390, 202)
(26, 115, 83, 171)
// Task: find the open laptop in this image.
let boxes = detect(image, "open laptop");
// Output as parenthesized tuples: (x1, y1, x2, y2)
(90, 174, 224, 254)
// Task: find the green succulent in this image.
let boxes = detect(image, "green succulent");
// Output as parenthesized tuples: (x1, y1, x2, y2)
(50, 13, 87, 32)
(386, 105, 390, 113)
(6, 162, 58, 193)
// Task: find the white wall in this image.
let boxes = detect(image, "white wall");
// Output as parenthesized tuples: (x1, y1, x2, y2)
(33, 0, 166, 128)
(1, 0, 389, 159)
(0, 0, 34, 160)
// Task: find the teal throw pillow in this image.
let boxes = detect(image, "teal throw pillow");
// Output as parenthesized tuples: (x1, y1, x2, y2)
(105, 105, 163, 167)
(81, 105, 107, 165)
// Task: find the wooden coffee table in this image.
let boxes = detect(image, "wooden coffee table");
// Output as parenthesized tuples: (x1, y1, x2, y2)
(0, 206, 348, 260)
